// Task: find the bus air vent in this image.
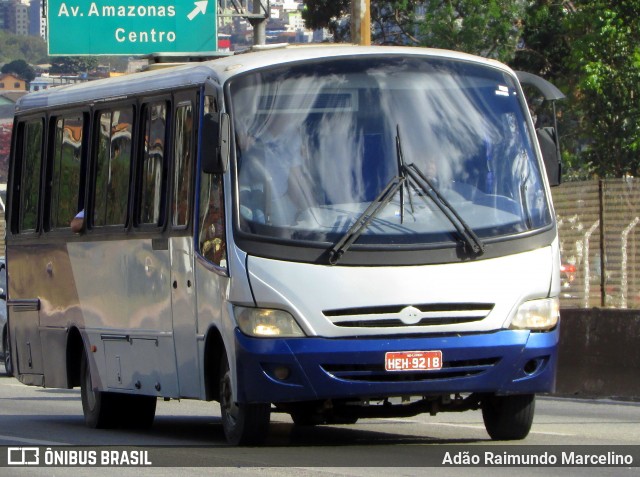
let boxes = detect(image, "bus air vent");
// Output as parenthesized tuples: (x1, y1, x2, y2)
(323, 303, 494, 328)
(321, 357, 501, 383)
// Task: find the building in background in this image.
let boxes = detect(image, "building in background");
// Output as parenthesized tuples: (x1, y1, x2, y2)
(5, 0, 29, 36)
(0, 73, 26, 91)
(0, 0, 44, 38)
(218, 1, 327, 50)
(28, 0, 45, 39)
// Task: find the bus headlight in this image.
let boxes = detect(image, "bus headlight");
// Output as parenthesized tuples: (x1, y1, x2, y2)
(235, 307, 305, 337)
(509, 297, 559, 331)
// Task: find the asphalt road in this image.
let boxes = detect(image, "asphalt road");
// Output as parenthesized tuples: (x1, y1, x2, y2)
(0, 365, 638, 476)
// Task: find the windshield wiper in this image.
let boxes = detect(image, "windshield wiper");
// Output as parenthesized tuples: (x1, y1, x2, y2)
(403, 162, 485, 256)
(328, 175, 405, 265)
(395, 127, 484, 256)
(328, 130, 485, 265)
(395, 125, 414, 223)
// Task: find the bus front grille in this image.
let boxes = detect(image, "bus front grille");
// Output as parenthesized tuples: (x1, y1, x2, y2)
(323, 303, 494, 328)
(321, 357, 501, 383)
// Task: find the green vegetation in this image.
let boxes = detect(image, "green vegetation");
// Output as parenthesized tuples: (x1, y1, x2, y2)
(0, 31, 130, 77)
(2, 2, 639, 180)
(0, 30, 48, 65)
(302, 0, 640, 180)
(49, 56, 99, 75)
(1, 59, 36, 82)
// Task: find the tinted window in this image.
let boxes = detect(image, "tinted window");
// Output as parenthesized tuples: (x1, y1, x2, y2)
(50, 114, 83, 229)
(231, 57, 552, 247)
(139, 102, 167, 225)
(20, 120, 43, 232)
(93, 107, 133, 226)
(172, 103, 193, 227)
(199, 172, 226, 267)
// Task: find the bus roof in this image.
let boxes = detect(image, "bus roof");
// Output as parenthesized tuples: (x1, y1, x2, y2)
(15, 45, 512, 114)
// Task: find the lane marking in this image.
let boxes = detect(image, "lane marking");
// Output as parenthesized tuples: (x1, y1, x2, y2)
(0, 434, 69, 446)
(370, 419, 575, 437)
(428, 422, 574, 436)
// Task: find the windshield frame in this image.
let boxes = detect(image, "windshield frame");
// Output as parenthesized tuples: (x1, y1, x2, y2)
(225, 53, 557, 266)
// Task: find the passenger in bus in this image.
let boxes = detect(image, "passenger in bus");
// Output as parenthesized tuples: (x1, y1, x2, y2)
(199, 175, 226, 267)
(238, 122, 315, 225)
(70, 209, 84, 233)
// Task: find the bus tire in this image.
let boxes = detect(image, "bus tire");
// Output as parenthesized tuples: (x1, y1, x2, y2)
(3, 326, 13, 377)
(290, 410, 358, 426)
(482, 394, 535, 440)
(290, 411, 321, 426)
(219, 353, 270, 445)
(80, 350, 119, 428)
(120, 394, 157, 429)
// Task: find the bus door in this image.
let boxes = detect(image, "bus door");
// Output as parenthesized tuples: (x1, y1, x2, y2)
(169, 93, 201, 398)
(193, 92, 232, 398)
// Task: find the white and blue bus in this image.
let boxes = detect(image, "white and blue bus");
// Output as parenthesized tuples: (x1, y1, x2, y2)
(6, 45, 562, 445)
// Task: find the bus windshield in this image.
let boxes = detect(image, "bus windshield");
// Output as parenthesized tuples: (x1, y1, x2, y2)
(230, 56, 551, 248)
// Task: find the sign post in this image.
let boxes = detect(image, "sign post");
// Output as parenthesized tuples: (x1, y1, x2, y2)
(47, 1, 217, 55)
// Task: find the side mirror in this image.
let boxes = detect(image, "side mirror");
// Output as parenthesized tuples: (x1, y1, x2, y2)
(202, 112, 230, 174)
(537, 127, 562, 186)
(515, 71, 565, 187)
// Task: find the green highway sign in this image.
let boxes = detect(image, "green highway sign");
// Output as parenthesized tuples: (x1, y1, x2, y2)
(48, 1, 217, 55)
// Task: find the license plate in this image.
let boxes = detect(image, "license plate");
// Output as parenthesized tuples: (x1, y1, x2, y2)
(384, 350, 443, 372)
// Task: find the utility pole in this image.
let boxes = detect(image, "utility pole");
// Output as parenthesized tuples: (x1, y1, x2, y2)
(218, 0, 269, 46)
(351, 0, 371, 46)
(250, 0, 267, 45)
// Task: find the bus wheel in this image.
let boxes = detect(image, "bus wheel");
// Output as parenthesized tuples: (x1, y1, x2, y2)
(3, 327, 13, 377)
(80, 350, 118, 428)
(219, 353, 270, 445)
(120, 395, 157, 429)
(290, 411, 322, 426)
(290, 409, 358, 426)
(482, 394, 535, 440)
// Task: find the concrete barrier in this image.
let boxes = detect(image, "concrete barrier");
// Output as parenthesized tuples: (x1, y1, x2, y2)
(555, 308, 640, 400)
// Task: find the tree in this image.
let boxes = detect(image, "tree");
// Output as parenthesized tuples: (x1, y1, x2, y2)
(566, 1, 640, 178)
(511, 1, 592, 181)
(1, 59, 36, 82)
(301, 0, 640, 179)
(370, 1, 426, 45)
(301, 0, 350, 41)
(512, 1, 571, 81)
(0, 30, 48, 65)
(49, 57, 99, 75)
(302, 1, 426, 43)
(302, 1, 526, 62)
(416, 0, 527, 63)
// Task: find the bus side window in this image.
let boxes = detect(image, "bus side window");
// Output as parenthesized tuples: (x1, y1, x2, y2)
(138, 102, 168, 226)
(198, 95, 226, 268)
(199, 173, 226, 268)
(49, 114, 84, 230)
(14, 119, 44, 233)
(93, 107, 134, 227)
(172, 103, 194, 227)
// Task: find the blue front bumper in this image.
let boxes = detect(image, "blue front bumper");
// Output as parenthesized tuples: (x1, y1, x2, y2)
(233, 326, 559, 404)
